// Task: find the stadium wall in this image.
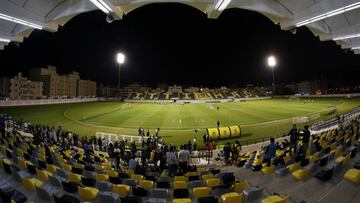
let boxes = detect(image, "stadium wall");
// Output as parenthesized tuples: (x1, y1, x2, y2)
(0, 98, 98, 107)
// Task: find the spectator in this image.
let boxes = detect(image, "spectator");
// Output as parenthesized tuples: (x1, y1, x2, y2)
(302, 125, 310, 157)
(193, 137, 197, 151)
(263, 137, 277, 166)
(166, 146, 178, 177)
(178, 145, 190, 174)
(289, 124, 298, 156)
(223, 142, 231, 165)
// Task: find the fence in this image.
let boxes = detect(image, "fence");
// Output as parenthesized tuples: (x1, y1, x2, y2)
(95, 132, 143, 143)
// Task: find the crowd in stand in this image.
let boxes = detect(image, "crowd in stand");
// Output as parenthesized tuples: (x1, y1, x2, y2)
(1, 112, 359, 179)
(0, 115, 198, 177)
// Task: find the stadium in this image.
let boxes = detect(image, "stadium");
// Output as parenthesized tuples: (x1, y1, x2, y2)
(0, 1, 360, 203)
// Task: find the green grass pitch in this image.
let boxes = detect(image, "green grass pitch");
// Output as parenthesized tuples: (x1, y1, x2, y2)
(1, 98, 359, 146)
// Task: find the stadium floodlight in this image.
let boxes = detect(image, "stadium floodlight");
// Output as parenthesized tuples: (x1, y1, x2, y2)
(116, 52, 125, 97)
(267, 56, 276, 97)
(333, 33, 360, 41)
(0, 13, 43, 30)
(116, 52, 125, 64)
(0, 37, 11, 43)
(295, 2, 360, 27)
(267, 56, 276, 68)
(89, 0, 112, 14)
(215, 0, 232, 11)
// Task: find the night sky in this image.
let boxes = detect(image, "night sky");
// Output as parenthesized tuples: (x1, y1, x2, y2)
(0, 3, 359, 88)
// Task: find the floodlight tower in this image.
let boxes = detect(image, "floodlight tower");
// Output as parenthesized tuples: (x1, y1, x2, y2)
(116, 52, 125, 97)
(267, 56, 276, 98)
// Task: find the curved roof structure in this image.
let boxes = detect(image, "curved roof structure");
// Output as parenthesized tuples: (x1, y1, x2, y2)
(1, 0, 360, 54)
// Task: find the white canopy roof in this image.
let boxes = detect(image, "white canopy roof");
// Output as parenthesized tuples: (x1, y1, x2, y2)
(1, 0, 360, 53)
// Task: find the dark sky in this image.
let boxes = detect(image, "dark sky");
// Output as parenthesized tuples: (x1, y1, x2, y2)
(0, 3, 359, 88)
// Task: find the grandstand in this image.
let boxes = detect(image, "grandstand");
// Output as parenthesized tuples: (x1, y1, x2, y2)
(0, 109, 359, 203)
(125, 86, 267, 101)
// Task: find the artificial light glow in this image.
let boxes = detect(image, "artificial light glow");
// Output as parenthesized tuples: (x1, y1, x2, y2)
(89, 0, 112, 14)
(0, 13, 42, 29)
(215, 0, 232, 11)
(296, 2, 360, 27)
(116, 53, 125, 64)
(333, 33, 360, 41)
(351, 47, 360, 50)
(0, 37, 11, 43)
(267, 56, 276, 67)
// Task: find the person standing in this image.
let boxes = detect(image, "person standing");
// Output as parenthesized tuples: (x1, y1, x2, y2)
(166, 146, 179, 177)
(289, 124, 298, 156)
(263, 137, 277, 166)
(223, 142, 231, 165)
(301, 125, 311, 158)
(178, 145, 190, 174)
(193, 137, 197, 151)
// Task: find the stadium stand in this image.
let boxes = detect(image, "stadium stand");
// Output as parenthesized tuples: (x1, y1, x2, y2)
(126, 87, 267, 101)
(0, 112, 359, 202)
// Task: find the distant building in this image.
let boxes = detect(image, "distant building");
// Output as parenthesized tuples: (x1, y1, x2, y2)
(9, 73, 43, 100)
(0, 78, 10, 98)
(98, 85, 117, 97)
(29, 66, 96, 98)
(78, 79, 97, 97)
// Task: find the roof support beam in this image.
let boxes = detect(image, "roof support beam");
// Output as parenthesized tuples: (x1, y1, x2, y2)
(0, 1, 58, 32)
(281, 0, 360, 30)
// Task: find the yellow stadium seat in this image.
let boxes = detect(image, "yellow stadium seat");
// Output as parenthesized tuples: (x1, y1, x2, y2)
(197, 168, 206, 173)
(335, 147, 342, 158)
(344, 169, 360, 183)
(22, 178, 44, 191)
(46, 164, 58, 174)
(112, 184, 130, 196)
(221, 192, 243, 203)
(37, 170, 52, 181)
(292, 169, 310, 180)
(139, 180, 154, 189)
(131, 174, 144, 182)
(62, 163, 72, 171)
(78, 187, 99, 200)
(287, 162, 300, 172)
(193, 187, 211, 198)
(94, 164, 104, 170)
(342, 154, 351, 166)
(309, 154, 319, 163)
(206, 178, 221, 187)
(232, 181, 250, 193)
(184, 171, 197, 177)
(261, 195, 289, 203)
(96, 174, 109, 182)
(202, 174, 214, 183)
(173, 181, 187, 189)
(262, 165, 275, 175)
(125, 169, 134, 175)
(74, 163, 84, 169)
(19, 159, 27, 169)
(174, 176, 186, 182)
(68, 173, 82, 183)
(106, 170, 118, 177)
(161, 171, 168, 177)
(173, 198, 192, 203)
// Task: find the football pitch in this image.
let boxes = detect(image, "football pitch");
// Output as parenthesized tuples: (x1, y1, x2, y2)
(1, 98, 359, 145)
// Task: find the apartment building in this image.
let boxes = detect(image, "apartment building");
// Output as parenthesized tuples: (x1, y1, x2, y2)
(29, 66, 96, 98)
(78, 79, 97, 97)
(9, 73, 43, 100)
